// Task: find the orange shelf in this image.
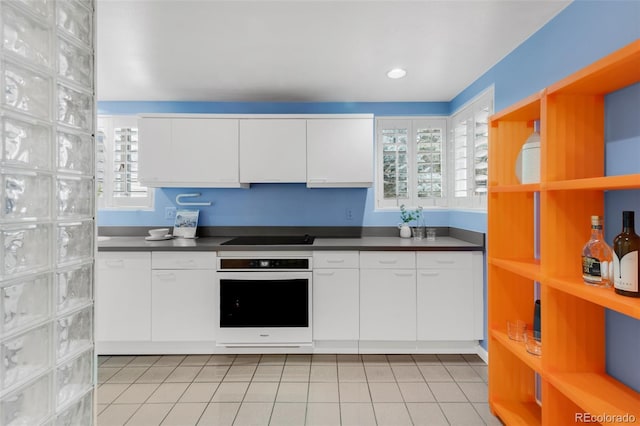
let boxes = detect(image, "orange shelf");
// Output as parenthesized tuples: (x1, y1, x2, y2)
(547, 372, 640, 425)
(490, 39, 640, 424)
(492, 400, 541, 426)
(544, 174, 640, 191)
(488, 257, 542, 282)
(547, 39, 640, 96)
(545, 277, 640, 320)
(490, 91, 542, 123)
(489, 183, 541, 193)
(491, 328, 543, 375)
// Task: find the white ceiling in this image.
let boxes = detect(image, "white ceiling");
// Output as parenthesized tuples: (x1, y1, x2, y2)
(96, 0, 571, 102)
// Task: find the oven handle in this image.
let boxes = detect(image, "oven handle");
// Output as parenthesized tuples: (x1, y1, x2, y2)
(216, 271, 313, 280)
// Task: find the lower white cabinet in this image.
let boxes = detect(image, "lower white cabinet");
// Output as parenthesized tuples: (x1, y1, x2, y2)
(151, 269, 216, 341)
(416, 252, 483, 341)
(96, 252, 152, 342)
(359, 252, 417, 341)
(151, 252, 217, 342)
(312, 251, 359, 341)
(95, 248, 483, 354)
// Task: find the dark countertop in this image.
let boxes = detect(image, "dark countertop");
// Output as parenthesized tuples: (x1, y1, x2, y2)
(97, 235, 483, 252)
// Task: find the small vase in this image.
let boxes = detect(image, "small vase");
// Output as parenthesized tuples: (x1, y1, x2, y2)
(398, 223, 411, 238)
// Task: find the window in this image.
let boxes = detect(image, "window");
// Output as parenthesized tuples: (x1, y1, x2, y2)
(448, 88, 493, 208)
(376, 118, 448, 209)
(97, 115, 153, 209)
(375, 87, 493, 210)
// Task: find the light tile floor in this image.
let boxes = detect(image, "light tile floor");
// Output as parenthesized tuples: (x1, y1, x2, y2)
(97, 353, 503, 426)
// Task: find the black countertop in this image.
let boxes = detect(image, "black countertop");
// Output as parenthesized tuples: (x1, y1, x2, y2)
(97, 227, 484, 252)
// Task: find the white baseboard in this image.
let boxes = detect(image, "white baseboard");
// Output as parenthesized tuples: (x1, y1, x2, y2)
(477, 345, 489, 364)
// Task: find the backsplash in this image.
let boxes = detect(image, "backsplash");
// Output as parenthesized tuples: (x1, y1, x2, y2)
(97, 184, 455, 228)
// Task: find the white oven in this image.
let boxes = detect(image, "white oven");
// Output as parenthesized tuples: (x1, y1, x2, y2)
(215, 252, 312, 347)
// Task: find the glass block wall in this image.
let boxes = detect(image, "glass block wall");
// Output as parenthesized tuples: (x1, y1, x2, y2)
(0, 1, 95, 425)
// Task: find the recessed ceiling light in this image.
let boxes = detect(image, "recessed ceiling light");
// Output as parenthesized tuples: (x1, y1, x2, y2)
(387, 68, 407, 79)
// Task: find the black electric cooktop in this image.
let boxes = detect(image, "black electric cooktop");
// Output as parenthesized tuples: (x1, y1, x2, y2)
(220, 235, 315, 245)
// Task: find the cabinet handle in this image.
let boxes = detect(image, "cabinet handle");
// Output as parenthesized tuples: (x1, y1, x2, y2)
(394, 272, 414, 277)
(155, 272, 176, 280)
(420, 272, 440, 277)
(176, 260, 196, 266)
(309, 178, 328, 182)
(326, 259, 345, 264)
(436, 259, 456, 264)
(105, 260, 125, 268)
(315, 271, 335, 277)
(378, 259, 398, 264)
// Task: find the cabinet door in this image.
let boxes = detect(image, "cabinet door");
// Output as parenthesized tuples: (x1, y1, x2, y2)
(417, 251, 483, 340)
(360, 269, 416, 341)
(96, 252, 151, 341)
(417, 268, 475, 340)
(171, 118, 240, 185)
(138, 118, 171, 186)
(313, 269, 359, 340)
(307, 118, 374, 187)
(239, 119, 306, 182)
(151, 269, 216, 341)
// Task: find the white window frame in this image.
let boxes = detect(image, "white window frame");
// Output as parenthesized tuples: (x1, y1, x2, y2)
(447, 87, 493, 210)
(376, 117, 448, 210)
(374, 86, 493, 211)
(97, 115, 154, 210)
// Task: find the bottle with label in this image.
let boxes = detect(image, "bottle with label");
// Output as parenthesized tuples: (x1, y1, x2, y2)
(581, 216, 613, 287)
(613, 211, 640, 297)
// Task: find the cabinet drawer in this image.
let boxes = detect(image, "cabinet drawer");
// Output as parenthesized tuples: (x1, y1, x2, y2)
(416, 251, 472, 269)
(360, 251, 415, 269)
(97, 252, 150, 270)
(313, 251, 359, 269)
(152, 251, 216, 269)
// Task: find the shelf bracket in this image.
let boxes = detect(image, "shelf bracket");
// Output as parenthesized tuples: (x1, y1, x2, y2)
(175, 193, 212, 206)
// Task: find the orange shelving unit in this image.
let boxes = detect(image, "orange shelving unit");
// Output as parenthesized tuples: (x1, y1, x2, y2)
(488, 39, 640, 425)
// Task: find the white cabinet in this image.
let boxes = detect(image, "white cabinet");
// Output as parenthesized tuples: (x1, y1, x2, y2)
(96, 252, 151, 342)
(359, 252, 416, 341)
(416, 252, 483, 341)
(151, 252, 217, 342)
(239, 119, 307, 183)
(139, 117, 245, 187)
(307, 118, 373, 187)
(312, 251, 359, 341)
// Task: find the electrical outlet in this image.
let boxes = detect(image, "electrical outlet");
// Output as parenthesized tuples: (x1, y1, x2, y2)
(164, 207, 176, 220)
(345, 208, 353, 221)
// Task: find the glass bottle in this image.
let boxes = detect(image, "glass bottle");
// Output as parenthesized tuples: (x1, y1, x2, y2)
(613, 211, 640, 297)
(581, 215, 613, 287)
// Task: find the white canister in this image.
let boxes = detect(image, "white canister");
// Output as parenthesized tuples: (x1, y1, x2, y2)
(516, 130, 540, 184)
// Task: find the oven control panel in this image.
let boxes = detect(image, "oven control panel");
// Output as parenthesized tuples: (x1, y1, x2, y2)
(219, 258, 310, 270)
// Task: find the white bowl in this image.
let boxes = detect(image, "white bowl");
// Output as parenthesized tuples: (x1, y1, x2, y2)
(148, 228, 169, 238)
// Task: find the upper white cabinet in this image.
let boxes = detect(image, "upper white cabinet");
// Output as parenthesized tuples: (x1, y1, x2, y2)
(239, 119, 307, 183)
(307, 118, 373, 187)
(137, 114, 374, 187)
(139, 117, 245, 187)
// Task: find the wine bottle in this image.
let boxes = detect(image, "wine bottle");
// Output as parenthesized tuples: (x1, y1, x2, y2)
(613, 211, 640, 297)
(581, 216, 613, 287)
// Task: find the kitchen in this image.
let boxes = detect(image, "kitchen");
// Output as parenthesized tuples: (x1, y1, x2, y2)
(0, 1, 639, 425)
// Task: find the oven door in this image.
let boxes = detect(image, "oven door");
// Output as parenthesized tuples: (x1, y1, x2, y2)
(215, 271, 312, 346)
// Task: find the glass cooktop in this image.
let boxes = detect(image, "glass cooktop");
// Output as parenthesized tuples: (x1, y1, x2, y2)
(220, 235, 315, 245)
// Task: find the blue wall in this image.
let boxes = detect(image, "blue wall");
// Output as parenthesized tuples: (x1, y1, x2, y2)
(97, 102, 451, 228)
(604, 84, 640, 392)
